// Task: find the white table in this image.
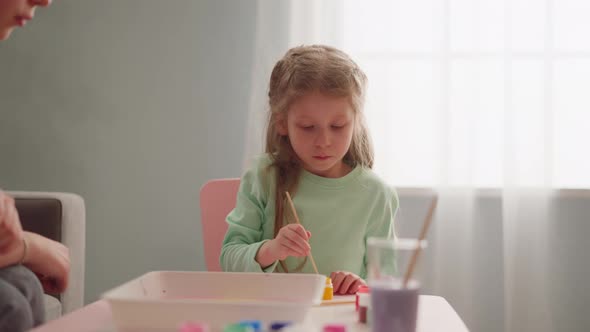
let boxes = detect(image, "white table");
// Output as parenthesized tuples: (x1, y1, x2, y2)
(32, 295, 468, 332)
(308, 295, 468, 331)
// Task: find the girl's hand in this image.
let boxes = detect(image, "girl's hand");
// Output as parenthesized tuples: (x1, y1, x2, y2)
(330, 271, 366, 295)
(269, 224, 311, 261)
(0, 190, 24, 254)
(256, 224, 312, 268)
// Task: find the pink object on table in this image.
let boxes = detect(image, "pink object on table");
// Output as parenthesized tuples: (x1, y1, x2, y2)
(179, 321, 209, 332)
(323, 324, 346, 332)
(199, 178, 240, 272)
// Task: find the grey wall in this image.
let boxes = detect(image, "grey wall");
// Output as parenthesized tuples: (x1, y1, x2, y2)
(0, 0, 258, 302)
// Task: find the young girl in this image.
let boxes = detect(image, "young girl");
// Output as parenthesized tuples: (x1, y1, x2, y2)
(220, 45, 398, 295)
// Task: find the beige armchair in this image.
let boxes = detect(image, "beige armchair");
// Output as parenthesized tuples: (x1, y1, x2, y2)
(8, 191, 85, 321)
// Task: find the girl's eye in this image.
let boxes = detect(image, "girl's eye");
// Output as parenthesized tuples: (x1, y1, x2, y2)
(300, 125, 314, 130)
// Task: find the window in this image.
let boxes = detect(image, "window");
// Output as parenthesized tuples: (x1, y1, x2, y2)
(290, 0, 590, 188)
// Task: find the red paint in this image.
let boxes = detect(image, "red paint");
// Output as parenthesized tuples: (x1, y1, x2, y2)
(359, 306, 368, 324)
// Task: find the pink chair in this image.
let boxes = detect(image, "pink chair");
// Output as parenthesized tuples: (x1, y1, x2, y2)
(199, 178, 241, 271)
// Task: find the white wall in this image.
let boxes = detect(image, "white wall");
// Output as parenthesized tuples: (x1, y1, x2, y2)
(0, 0, 260, 302)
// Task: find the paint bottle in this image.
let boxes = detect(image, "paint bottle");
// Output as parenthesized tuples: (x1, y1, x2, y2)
(323, 277, 334, 301)
(269, 321, 292, 331)
(358, 291, 370, 324)
(224, 323, 254, 332)
(238, 320, 262, 332)
(355, 285, 369, 311)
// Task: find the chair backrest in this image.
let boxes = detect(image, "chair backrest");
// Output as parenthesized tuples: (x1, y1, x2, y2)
(199, 178, 240, 271)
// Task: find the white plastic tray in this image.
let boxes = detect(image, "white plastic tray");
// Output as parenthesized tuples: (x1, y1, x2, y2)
(102, 271, 325, 331)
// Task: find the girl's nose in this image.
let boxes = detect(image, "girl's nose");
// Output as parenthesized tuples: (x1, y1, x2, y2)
(315, 129, 331, 147)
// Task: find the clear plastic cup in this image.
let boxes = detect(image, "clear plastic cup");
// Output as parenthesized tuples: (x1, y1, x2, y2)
(367, 237, 427, 332)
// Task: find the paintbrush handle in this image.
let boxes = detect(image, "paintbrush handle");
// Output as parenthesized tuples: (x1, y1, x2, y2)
(402, 198, 437, 287)
(285, 191, 320, 275)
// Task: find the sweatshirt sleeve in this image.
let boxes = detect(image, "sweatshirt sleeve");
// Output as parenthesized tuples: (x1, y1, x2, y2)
(219, 157, 278, 273)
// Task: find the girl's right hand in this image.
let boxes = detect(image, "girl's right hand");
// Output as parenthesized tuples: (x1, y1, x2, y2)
(269, 224, 311, 261)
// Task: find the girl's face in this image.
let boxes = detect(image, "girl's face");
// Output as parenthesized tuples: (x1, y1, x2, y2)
(0, 0, 51, 41)
(279, 92, 355, 178)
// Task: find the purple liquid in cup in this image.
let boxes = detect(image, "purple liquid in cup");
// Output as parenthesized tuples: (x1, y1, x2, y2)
(370, 280, 419, 332)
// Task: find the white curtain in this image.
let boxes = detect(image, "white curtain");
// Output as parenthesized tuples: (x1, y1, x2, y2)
(246, 1, 590, 331)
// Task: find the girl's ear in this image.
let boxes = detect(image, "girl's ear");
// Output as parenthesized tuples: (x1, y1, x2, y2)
(276, 115, 288, 136)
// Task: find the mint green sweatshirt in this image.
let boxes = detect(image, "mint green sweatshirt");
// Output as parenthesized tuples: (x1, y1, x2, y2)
(220, 155, 398, 279)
